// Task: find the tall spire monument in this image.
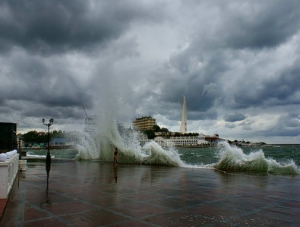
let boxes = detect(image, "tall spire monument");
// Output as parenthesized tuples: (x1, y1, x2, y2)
(179, 95, 187, 133)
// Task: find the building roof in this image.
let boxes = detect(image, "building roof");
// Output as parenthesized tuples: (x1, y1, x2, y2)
(50, 138, 68, 143)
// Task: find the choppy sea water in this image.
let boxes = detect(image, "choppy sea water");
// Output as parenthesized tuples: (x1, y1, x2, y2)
(26, 149, 78, 160)
(26, 143, 300, 175)
(178, 144, 300, 165)
(178, 143, 300, 175)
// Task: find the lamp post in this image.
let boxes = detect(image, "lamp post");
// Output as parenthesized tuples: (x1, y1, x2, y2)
(42, 118, 54, 191)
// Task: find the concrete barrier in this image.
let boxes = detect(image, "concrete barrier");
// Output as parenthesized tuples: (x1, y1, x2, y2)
(0, 151, 19, 199)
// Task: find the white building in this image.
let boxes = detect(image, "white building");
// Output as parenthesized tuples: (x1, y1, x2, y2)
(153, 134, 209, 147)
(167, 134, 209, 147)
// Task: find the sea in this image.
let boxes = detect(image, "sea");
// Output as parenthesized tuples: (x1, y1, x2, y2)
(26, 142, 300, 175)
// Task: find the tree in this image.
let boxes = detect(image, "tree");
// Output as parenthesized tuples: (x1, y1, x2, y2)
(161, 127, 169, 133)
(22, 130, 66, 144)
(153, 124, 161, 132)
(144, 130, 155, 139)
(23, 131, 39, 143)
(52, 130, 65, 138)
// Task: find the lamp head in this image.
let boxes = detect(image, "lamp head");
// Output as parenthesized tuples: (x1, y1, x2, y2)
(49, 118, 54, 125)
(42, 118, 45, 124)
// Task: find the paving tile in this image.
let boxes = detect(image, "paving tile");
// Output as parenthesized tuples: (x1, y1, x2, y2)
(24, 206, 49, 221)
(26, 191, 74, 205)
(259, 208, 300, 223)
(84, 195, 132, 207)
(149, 197, 200, 209)
(215, 197, 266, 211)
(42, 200, 97, 215)
(23, 218, 69, 227)
(183, 204, 245, 221)
(266, 205, 300, 217)
(144, 211, 214, 227)
(109, 220, 155, 227)
(280, 200, 300, 209)
(230, 213, 293, 227)
(181, 192, 224, 203)
(1, 161, 299, 227)
(112, 201, 170, 218)
(63, 209, 129, 226)
(0, 199, 8, 217)
(66, 190, 111, 201)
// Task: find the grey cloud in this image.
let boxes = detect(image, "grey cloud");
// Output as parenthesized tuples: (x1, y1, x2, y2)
(0, 0, 164, 54)
(23, 105, 84, 120)
(234, 63, 300, 108)
(0, 53, 93, 121)
(225, 123, 236, 129)
(151, 0, 300, 120)
(1, 0, 300, 143)
(153, 52, 227, 116)
(224, 113, 246, 122)
(254, 113, 300, 137)
(163, 16, 300, 114)
(222, 1, 300, 49)
(187, 1, 300, 51)
(278, 114, 300, 128)
(188, 111, 218, 121)
(263, 128, 300, 137)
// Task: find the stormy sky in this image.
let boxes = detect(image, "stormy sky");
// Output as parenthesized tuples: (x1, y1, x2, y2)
(1, 0, 300, 143)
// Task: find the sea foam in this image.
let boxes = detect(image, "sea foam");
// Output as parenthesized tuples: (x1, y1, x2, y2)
(74, 113, 299, 174)
(75, 114, 186, 167)
(214, 142, 299, 175)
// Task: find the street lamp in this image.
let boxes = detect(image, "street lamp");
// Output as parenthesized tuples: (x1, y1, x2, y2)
(42, 118, 54, 191)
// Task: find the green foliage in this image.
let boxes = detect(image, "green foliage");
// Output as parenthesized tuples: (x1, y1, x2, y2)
(144, 130, 155, 139)
(153, 124, 161, 132)
(52, 130, 65, 138)
(22, 130, 66, 144)
(161, 127, 169, 133)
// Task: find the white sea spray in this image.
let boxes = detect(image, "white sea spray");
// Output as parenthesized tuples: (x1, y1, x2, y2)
(215, 141, 300, 174)
(74, 113, 186, 166)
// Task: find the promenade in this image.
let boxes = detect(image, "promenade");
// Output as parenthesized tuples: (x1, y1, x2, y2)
(0, 160, 299, 226)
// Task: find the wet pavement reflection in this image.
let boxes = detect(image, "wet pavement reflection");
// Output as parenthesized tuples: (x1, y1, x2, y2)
(0, 161, 299, 226)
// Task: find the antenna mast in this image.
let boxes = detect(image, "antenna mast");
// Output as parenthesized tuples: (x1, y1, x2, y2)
(82, 105, 89, 118)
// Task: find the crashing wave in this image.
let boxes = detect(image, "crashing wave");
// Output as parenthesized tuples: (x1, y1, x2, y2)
(74, 114, 186, 167)
(214, 142, 299, 175)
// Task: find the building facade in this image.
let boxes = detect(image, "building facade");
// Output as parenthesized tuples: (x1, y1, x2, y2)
(154, 134, 209, 147)
(138, 133, 210, 147)
(132, 116, 156, 131)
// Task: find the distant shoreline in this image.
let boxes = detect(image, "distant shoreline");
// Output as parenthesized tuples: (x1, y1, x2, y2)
(21, 146, 74, 150)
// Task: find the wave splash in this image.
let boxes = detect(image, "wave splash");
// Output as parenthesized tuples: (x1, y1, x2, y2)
(74, 115, 186, 167)
(214, 142, 299, 175)
(73, 112, 299, 174)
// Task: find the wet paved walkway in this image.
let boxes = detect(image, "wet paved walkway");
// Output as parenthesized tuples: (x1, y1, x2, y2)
(0, 160, 299, 226)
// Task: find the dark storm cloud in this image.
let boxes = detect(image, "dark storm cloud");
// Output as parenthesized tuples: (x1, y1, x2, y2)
(150, 0, 300, 124)
(263, 128, 300, 137)
(234, 63, 300, 108)
(0, 0, 164, 54)
(0, 0, 300, 143)
(23, 105, 84, 119)
(183, 1, 300, 51)
(0, 0, 167, 127)
(253, 113, 300, 137)
(151, 52, 226, 114)
(224, 113, 246, 122)
(221, 1, 300, 49)
(188, 110, 218, 121)
(0, 55, 93, 109)
(225, 123, 236, 129)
